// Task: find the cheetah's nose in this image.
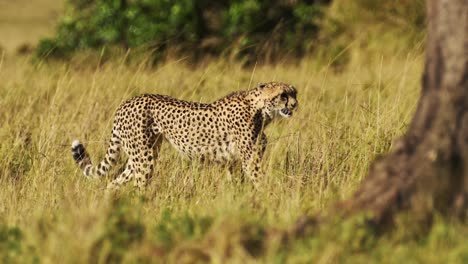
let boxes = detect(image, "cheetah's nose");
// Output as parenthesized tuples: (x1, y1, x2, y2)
(291, 101, 298, 109)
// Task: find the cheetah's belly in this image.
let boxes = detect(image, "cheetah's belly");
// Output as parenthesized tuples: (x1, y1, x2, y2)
(157, 116, 237, 161)
(164, 133, 237, 162)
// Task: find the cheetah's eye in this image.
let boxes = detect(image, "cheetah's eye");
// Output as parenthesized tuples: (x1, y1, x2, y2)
(280, 93, 288, 100)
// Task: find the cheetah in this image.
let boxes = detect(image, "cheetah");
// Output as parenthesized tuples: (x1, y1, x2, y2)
(71, 82, 298, 189)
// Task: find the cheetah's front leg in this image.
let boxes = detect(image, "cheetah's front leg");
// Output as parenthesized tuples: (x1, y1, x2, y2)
(239, 134, 267, 188)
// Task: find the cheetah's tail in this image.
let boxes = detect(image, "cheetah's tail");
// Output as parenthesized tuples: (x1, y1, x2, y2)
(71, 138, 121, 179)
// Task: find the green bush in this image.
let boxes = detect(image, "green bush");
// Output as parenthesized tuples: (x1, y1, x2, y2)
(0, 224, 38, 263)
(152, 209, 213, 250)
(36, 0, 426, 65)
(0, 226, 23, 262)
(36, 0, 328, 62)
(90, 198, 145, 263)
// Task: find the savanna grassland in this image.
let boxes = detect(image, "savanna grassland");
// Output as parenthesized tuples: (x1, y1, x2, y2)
(1, 1, 468, 264)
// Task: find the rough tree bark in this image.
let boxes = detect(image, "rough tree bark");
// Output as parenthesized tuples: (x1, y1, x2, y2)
(333, 0, 468, 227)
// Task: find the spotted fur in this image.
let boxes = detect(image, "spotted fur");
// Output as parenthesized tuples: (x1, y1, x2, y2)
(71, 82, 298, 189)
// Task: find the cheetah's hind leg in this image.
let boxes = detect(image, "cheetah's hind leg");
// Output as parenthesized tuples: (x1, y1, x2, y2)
(151, 134, 164, 176)
(106, 159, 134, 189)
(133, 134, 163, 190)
(107, 133, 163, 190)
(131, 133, 163, 190)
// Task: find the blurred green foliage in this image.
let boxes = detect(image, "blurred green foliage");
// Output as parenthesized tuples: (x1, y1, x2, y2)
(0, 225, 23, 262)
(36, 0, 425, 64)
(90, 198, 146, 263)
(0, 224, 38, 263)
(152, 209, 213, 249)
(90, 198, 213, 262)
(36, 0, 328, 62)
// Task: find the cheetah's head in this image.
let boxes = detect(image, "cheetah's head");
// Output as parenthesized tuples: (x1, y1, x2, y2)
(248, 82, 298, 119)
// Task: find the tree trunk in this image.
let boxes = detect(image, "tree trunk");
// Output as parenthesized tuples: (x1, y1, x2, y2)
(334, 0, 468, 227)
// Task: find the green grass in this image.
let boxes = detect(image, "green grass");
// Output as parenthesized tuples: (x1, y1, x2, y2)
(1, 50, 467, 263)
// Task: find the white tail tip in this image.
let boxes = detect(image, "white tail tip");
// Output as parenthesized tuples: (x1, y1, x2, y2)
(71, 140, 81, 148)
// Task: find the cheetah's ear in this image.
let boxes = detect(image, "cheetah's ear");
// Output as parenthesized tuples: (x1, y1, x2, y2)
(257, 83, 267, 89)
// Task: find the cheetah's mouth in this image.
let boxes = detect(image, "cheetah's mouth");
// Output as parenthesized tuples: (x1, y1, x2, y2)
(279, 108, 293, 117)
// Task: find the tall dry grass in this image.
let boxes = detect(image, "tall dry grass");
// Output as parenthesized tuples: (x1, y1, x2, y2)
(5, 49, 465, 263)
